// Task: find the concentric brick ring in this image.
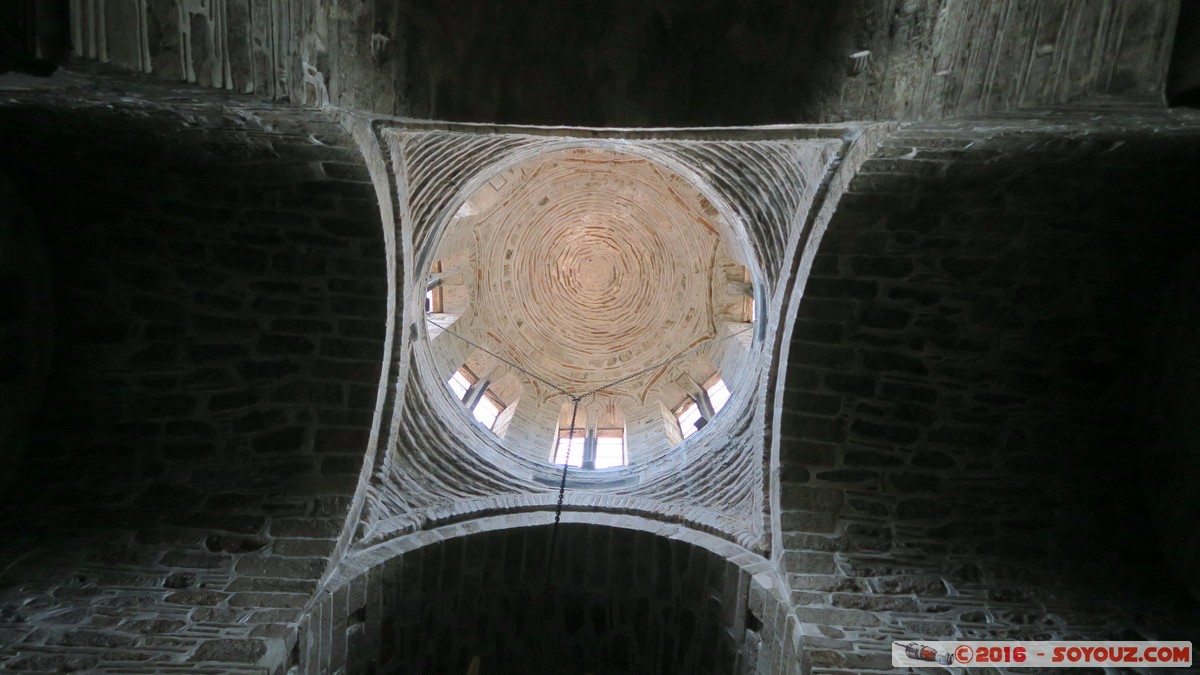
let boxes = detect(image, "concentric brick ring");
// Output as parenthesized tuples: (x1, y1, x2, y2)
(463, 149, 721, 393)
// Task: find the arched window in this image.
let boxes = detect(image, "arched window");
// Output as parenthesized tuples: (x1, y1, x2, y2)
(671, 372, 731, 440)
(741, 267, 755, 323)
(425, 253, 467, 341)
(551, 403, 627, 469)
(704, 374, 731, 413)
(425, 261, 443, 313)
(447, 364, 510, 433)
(675, 398, 703, 439)
(552, 410, 586, 468)
(594, 428, 626, 468)
(447, 365, 475, 400)
(472, 390, 506, 430)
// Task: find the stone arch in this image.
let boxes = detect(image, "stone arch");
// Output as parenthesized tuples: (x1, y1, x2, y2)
(295, 514, 802, 675)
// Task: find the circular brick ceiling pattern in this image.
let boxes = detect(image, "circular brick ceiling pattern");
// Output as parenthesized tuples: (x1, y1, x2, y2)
(456, 148, 727, 398)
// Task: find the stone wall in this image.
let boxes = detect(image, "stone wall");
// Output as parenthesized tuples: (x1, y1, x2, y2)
(836, 0, 1178, 121)
(296, 514, 803, 675)
(0, 173, 53, 491)
(777, 107, 1200, 672)
(0, 67, 386, 672)
(72, 0, 1177, 125)
(1140, 245, 1200, 601)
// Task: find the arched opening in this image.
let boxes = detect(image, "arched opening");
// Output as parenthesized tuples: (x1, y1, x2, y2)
(295, 517, 799, 675)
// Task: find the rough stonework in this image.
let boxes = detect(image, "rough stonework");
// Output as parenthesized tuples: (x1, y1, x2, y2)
(299, 515, 802, 675)
(68, 0, 1177, 125)
(779, 107, 1200, 671)
(0, 67, 387, 673)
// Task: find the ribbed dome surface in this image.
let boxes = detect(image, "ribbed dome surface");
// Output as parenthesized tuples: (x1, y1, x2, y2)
(465, 149, 722, 393)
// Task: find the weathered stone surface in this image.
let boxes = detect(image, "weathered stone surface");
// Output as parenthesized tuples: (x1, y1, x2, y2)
(164, 589, 226, 606)
(775, 109, 1200, 672)
(205, 535, 268, 554)
(188, 638, 267, 663)
(0, 71, 389, 674)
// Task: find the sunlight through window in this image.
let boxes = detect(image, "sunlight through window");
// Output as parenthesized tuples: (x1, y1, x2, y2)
(594, 429, 626, 469)
(448, 367, 474, 401)
(472, 393, 504, 430)
(552, 432, 585, 467)
(677, 400, 702, 439)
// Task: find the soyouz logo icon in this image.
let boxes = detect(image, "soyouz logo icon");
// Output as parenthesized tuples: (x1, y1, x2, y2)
(901, 642, 954, 665)
(892, 641, 1192, 668)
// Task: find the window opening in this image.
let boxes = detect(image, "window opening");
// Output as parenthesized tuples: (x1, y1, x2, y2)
(426, 261, 443, 313)
(676, 399, 703, 439)
(472, 391, 505, 430)
(594, 429, 626, 469)
(706, 376, 731, 414)
(742, 267, 755, 323)
(448, 366, 476, 401)
(552, 429, 585, 467)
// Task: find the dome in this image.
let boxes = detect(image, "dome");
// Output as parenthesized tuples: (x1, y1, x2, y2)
(421, 147, 757, 469)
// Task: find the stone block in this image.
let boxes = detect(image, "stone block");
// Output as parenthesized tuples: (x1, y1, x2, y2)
(206, 534, 269, 553)
(159, 551, 230, 569)
(234, 555, 326, 579)
(794, 320, 843, 344)
(779, 440, 837, 466)
(888, 472, 941, 494)
(238, 360, 301, 379)
(803, 277, 879, 300)
(319, 337, 382, 360)
(859, 305, 911, 330)
(862, 351, 927, 374)
(871, 575, 949, 596)
(251, 426, 307, 454)
(849, 419, 919, 444)
(189, 638, 267, 663)
(843, 450, 903, 467)
(270, 518, 343, 539)
(257, 334, 317, 356)
(208, 390, 260, 411)
(321, 455, 361, 474)
(850, 256, 914, 279)
(823, 372, 876, 397)
(789, 391, 843, 416)
(165, 589, 227, 606)
(779, 413, 846, 443)
(232, 409, 290, 434)
(792, 606, 882, 627)
(895, 498, 951, 520)
(779, 484, 843, 512)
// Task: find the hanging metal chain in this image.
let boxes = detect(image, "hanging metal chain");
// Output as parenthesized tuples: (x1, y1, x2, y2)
(545, 395, 581, 579)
